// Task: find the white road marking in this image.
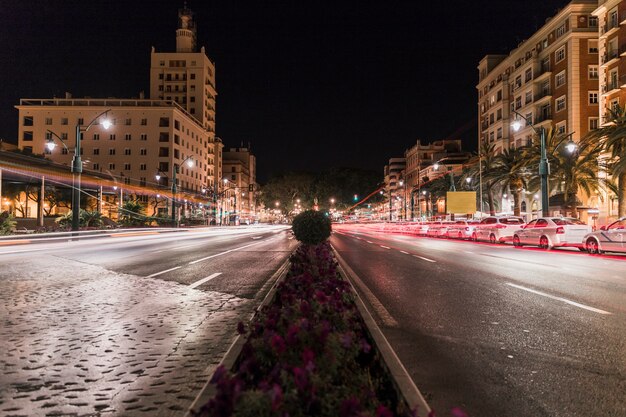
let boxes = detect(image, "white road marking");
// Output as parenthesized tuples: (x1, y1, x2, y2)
(367, 241, 373, 244)
(251, 236, 262, 239)
(189, 272, 222, 289)
(464, 251, 474, 254)
(413, 255, 436, 263)
(147, 266, 181, 278)
(400, 250, 410, 254)
(0, 248, 48, 255)
(189, 241, 264, 265)
(380, 245, 390, 249)
(506, 283, 612, 315)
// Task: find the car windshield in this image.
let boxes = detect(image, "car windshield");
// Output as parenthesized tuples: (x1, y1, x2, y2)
(553, 218, 585, 225)
(608, 220, 626, 230)
(499, 218, 524, 224)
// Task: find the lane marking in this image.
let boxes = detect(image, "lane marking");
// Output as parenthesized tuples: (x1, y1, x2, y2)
(506, 283, 612, 315)
(367, 241, 373, 244)
(189, 272, 222, 289)
(110, 231, 159, 238)
(147, 266, 181, 278)
(251, 236, 262, 239)
(189, 241, 265, 265)
(400, 250, 410, 254)
(413, 255, 436, 263)
(0, 240, 31, 246)
(380, 245, 390, 249)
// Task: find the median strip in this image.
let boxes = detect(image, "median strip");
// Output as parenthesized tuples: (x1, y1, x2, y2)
(189, 272, 222, 289)
(506, 283, 612, 315)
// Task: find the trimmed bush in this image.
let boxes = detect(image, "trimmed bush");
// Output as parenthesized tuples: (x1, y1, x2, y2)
(292, 210, 332, 245)
(0, 211, 16, 235)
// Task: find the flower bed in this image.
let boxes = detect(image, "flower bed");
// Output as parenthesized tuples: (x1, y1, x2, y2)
(195, 242, 418, 417)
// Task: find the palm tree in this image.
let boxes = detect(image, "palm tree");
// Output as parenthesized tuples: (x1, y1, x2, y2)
(462, 142, 499, 215)
(588, 105, 626, 217)
(489, 147, 528, 217)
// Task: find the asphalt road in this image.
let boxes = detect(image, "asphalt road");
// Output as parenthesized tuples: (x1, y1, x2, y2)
(0, 225, 295, 417)
(332, 224, 626, 417)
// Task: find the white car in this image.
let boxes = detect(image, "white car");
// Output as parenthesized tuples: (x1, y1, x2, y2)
(446, 220, 480, 239)
(473, 216, 525, 243)
(583, 217, 626, 254)
(512, 217, 591, 249)
(427, 221, 455, 238)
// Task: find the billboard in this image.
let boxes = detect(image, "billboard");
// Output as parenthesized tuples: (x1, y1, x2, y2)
(446, 191, 476, 214)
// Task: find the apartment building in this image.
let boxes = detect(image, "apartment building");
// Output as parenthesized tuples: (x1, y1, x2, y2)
(383, 157, 406, 220)
(222, 147, 257, 223)
(404, 139, 468, 191)
(477, 0, 598, 153)
(15, 7, 222, 210)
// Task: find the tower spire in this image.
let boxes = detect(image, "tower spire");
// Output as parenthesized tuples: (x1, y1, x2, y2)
(176, 4, 196, 52)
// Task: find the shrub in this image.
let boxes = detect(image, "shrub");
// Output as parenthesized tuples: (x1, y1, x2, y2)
(0, 211, 16, 235)
(292, 210, 332, 244)
(54, 210, 105, 229)
(119, 201, 146, 226)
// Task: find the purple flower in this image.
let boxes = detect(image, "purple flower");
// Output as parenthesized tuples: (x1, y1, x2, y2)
(293, 367, 308, 391)
(339, 397, 361, 417)
(375, 405, 393, 417)
(451, 407, 469, 417)
(270, 334, 286, 354)
(300, 299, 311, 315)
(315, 290, 329, 304)
(360, 338, 371, 353)
(287, 324, 300, 344)
(301, 348, 315, 372)
(269, 383, 283, 411)
(340, 332, 353, 349)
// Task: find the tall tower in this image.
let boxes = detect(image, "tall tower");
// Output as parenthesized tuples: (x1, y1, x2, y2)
(176, 6, 196, 52)
(150, 6, 217, 133)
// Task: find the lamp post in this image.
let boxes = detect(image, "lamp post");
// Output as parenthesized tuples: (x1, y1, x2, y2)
(46, 110, 111, 231)
(511, 110, 549, 217)
(171, 156, 194, 227)
(432, 161, 456, 191)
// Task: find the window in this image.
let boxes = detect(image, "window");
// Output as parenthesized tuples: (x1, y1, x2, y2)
(556, 95, 566, 112)
(588, 65, 598, 80)
(159, 147, 169, 157)
(93, 148, 100, 155)
(140, 163, 147, 170)
(159, 117, 170, 127)
(159, 60, 165, 66)
(140, 134, 147, 141)
(77, 118, 84, 125)
(124, 163, 131, 170)
(231, 167, 236, 172)
(556, 71, 566, 87)
(174, 149, 180, 159)
(109, 148, 116, 155)
(140, 178, 146, 187)
(589, 40, 598, 53)
(45, 117, 52, 125)
(525, 113, 533, 126)
(93, 133, 100, 140)
(496, 109, 502, 120)
(23, 116, 33, 126)
(588, 16, 598, 27)
(556, 122, 566, 135)
(496, 127, 503, 139)
(141, 118, 147, 126)
(515, 96, 522, 109)
(525, 91, 532, 104)
(124, 178, 131, 185)
(589, 91, 598, 104)
(190, 73, 196, 80)
(124, 148, 131, 155)
(93, 163, 100, 170)
(489, 131, 495, 143)
(611, 99, 620, 112)
(61, 118, 68, 125)
(174, 120, 180, 130)
(514, 75, 522, 89)
(125, 118, 131, 126)
(159, 132, 169, 142)
(589, 117, 599, 130)
(556, 23, 566, 38)
(125, 134, 132, 141)
(109, 134, 116, 140)
(555, 46, 565, 63)
(61, 133, 68, 140)
(174, 134, 180, 144)
(22, 131, 33, 141)
(159, 162, 169, 172)
(190, 96, 195, 102)
(524, 68, 532, 82)
(140, 148, 147, 156)
(231, 175, 236, 180)
(62, 148, 69, 155)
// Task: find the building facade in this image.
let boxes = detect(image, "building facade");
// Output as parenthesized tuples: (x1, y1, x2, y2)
(222, 146, 257, 224)
(14, 7, 223, 221)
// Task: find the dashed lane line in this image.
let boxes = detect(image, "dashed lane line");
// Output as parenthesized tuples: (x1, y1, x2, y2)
(506, 283, 612, 315)
(413, 255, 436, 263)
(380, 245, 391, 249)
(146, 266, 182, 278)
(400, 250, 410, 254)
(189, 241, 266, 265)
(189, 272, 223, 289)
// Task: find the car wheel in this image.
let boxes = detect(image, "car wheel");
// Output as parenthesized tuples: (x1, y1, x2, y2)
(586, 238, 602, 255)
(578, 247, 587, 252)
(539, 236, 551, 250)
(489, 233, 497, 244)
(513, 235, 521, 247)
(472, 232, 478, 242)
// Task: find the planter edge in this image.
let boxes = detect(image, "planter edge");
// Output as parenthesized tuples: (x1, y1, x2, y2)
(332, 245, 432, 417)
(184, 258, 292, 417)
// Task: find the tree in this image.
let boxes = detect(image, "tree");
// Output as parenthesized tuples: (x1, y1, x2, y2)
(490, 148, 528, 217)
(119, 200, 146, 226)
(260, 172, 315, 215)
(461, 142, 499, 215)
(588, 105, 626, 217)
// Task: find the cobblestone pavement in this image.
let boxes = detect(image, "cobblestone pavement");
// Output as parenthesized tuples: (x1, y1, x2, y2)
(0, 255, 266, 417)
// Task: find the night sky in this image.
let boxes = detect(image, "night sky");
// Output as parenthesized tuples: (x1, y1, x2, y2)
(1, 0, 569, 181)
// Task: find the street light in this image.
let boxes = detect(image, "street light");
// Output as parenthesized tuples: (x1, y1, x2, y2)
(172, 156, 194, 227)
(433, 161, 456, 191)
(511, 110, 549, 217)
(45, 109, 111, 231)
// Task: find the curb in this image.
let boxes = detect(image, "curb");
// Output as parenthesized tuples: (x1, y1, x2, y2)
(184, 258, 292, 417)
(332, 246, 432, 417)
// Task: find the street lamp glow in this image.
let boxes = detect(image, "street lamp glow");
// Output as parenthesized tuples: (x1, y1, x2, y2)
(399, 180, 404, 186)
(155, 174, 161, 181)
(45, 141, 56, 151)
(566, 141, 577, 153)
(511, 120, 522, 132)
(433, 163, 440, 170)
(101, 119, 112, 130)
(330, 198, 335, 204)
(422, 190, 427, 195)
(186, 158, 194, 168)
(275, 201, 280, 207)
(465, 177, 472, 184)
(223, 178, 228, 184)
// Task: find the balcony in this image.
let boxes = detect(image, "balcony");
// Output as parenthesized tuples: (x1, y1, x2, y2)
(602, 81, 620, 95)
(535, 112, 552, 126)
(481, 122, 489, 131)
(533, 90, 552, 105)
(533, 65, 551, 83)
(600, 22, 619, 39)
(601, 49, 620, 67)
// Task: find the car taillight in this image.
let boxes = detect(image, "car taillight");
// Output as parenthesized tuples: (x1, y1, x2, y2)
(556, 227, 565, 234)
(495, 224, 507, 229)
(465, 227, 470, 231)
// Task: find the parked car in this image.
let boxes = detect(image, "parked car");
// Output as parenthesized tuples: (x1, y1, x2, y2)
(583, 217, 626, 254)
(473, 216, 525, 243)
(446, 220, 480, 240)
(512, 217, 591, 249)
(425, 221, 443, 237)
(427, 221, 456, 238)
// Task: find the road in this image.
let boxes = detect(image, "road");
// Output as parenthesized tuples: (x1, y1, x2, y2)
(0, 225, 296, 417)
(332, 224, 626, 417)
